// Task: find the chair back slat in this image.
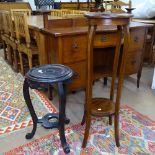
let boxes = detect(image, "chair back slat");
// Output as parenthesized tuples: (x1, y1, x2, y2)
(13, 12, 30, 48)
(11, 9, 31, 19)
(2, 11, 12, 36)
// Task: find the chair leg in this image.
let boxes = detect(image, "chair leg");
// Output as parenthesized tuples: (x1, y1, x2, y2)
(13, 49, 18, 72)
(82, 114, 91, 148)
(114, 114, 120, 147)
(28, 55, 33, 69)
(19, 52, 24, 75)
(7, 45, 13, 65)
(2, 41, 7, 60)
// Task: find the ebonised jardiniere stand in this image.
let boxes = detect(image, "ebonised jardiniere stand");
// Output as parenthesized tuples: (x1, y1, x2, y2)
(23, 64, 74, 154)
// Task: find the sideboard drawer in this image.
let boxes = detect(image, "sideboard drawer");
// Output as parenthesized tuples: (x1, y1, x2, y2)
(67, 61, 86, 91)
(125, 49, 143, 75)
(62, 35, 87, 63)
(129, 28, 146, 51)
(94, 31, 120, 48)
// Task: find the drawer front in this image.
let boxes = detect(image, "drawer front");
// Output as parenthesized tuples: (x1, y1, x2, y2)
(94, 32, 120, 48)
(125, 49, 142, 75)
(129, 28, 146, 51)
(62, 35, 87, 63)
(67, 61, 86, 91)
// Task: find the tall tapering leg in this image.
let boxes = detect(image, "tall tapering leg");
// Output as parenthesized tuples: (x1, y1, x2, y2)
(58, 82, 70, 154)
(23, 78, 38, 139)
(114, 114, 120, 147)
(82, 113, 91, 148)
(81, 110, 86, 125)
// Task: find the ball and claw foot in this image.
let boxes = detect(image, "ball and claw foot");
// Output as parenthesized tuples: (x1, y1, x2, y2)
(25, 133, 34, 139)
(63, 144, 70, 154)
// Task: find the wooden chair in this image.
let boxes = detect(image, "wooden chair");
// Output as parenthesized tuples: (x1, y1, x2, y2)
(13, 12, 38, 75)
(10, 9, 31, 19)
(1, 10, 13, 65)
(51, 9, 63, 17)
(81, 12, 131, 148)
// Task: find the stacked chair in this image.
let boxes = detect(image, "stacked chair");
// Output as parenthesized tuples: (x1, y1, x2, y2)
(13, 10, 38, 75)
(0, 9, 38, 75)
(1, 10, 15, 67)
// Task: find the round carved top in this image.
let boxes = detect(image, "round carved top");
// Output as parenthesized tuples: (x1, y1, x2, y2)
(26, 64, 74, 83)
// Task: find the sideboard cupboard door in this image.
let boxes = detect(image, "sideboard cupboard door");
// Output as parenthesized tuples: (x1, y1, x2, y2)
(125, 49, 143, 75)
(67, 61, 87, 91)
(62, 35, 87, 64)
(125, 27, 147, 75)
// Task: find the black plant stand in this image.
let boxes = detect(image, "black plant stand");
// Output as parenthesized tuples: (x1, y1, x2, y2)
(23, 64, 74, 154)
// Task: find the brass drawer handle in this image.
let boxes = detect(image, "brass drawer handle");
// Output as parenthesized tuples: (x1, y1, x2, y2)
(72, 43, 79, 50)
(73, 71, 79, 79)
(134, 36, 139, 43)
(101, 36, 107, 42)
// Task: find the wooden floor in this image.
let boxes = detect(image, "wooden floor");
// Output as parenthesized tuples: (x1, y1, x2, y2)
(0, 49, 155, 152)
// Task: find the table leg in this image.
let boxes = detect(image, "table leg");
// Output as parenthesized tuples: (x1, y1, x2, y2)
(58, 82, 70, 154)
(23, 78, 38, 139)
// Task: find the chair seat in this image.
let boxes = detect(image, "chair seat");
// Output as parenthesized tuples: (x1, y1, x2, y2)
(26, 64, 74, 84)
(18, 43, 38, 55)
(1, 34, 10, 42)
(91, 98, 115, 117)
(7, 38, 16, 49)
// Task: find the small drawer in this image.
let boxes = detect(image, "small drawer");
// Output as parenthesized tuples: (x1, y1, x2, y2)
(67, 61, 86, 91)
(62, 35, 87, 63)
(125, 49, 143, 75)
(129, 28, 146, 51)
(94, 32, 120, 48)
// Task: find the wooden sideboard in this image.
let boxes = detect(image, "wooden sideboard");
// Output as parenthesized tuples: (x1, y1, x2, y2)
(28, 16, 152, 91)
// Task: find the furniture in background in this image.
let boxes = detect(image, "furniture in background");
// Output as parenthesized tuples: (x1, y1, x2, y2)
(0, 10, 19, 71)
(132, 18, 155, 64)
(0, 2, 31, 10)
(104, 0, 133, 13)
(59, 2, 95, 10)
(24, 14, 152, 91)
(0, 2, 32, 49)
(13, 11, 38, 75)
(34, 0, 54, 9)
(23, 64, 74, 154)
(81, 12, 131, 148)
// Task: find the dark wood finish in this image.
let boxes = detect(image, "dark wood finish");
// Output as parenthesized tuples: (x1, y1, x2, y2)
(81, 12, 131, 148)
(23, 64, 74, 154)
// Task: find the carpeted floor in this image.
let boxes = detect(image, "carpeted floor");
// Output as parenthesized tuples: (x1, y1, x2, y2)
(0, 57, 57, 137)
(5, 105, 155, 155)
